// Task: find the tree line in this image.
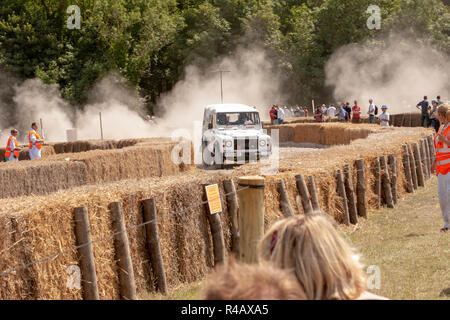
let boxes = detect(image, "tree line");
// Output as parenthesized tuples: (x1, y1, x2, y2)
(0, 0, 448, 117)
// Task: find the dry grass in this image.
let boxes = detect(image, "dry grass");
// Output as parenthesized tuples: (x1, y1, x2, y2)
(344, 176, 449, 300)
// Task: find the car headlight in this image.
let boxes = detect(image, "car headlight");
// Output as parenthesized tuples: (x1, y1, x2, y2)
(225, 140, 233, 148)
(259, 140, 266, 147)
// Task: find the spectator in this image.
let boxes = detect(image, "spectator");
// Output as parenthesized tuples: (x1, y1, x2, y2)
(290, 106, 295, 117)
(277, 105, 285, 124)
(327, 104, 336, 121)
(379, 105, 390, 127)
(437, 96, 443, 106)
(352, 101, 362, 124)
(269, 105, 276, 124)
(416, 96, 430, 127)
(259, 213, 388, 300)
(368, 99, 376, 124)
(431, 104, 450, 233)
(203, 258, 306, 300)
(337, 106, 347, 121)
(304, 108, 309, 117)
(294, 106, 301, 117)
(284, 106, 291, 118)
(430, 100, 440, 133)
(344, 102, 352, 122)
(314, 106, 324, 122)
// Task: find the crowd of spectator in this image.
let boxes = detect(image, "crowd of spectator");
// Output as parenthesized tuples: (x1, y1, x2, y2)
(269, 95, 446, 129)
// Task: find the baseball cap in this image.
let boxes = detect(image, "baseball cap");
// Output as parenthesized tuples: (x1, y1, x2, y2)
(381, 105, 388, 109)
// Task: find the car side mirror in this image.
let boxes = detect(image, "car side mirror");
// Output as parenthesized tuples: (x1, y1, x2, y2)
(208, 123, 213, 129)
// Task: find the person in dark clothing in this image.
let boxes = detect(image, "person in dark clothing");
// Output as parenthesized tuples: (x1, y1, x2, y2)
(416, 96, 430, 127)
(430, 100, 440, 133)
(344, 102, 352, 122)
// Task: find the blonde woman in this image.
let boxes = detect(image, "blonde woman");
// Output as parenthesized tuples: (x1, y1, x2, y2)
(431, 104, 450, 232)
(259, 213, 388, 300)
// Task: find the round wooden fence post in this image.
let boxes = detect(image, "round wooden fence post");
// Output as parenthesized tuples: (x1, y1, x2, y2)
(421, 139, 430, 180)
(355, 159, 367, 218)
(202, 184, 226, 267)
(142, 198, 168, 295)
(295, 174, 313, 214)
(336, 170, 350, 226)
(74, 206, 99, 300)
(374, 157, 381, 209)
(278, 180, 294, 217)
(402, 145, 414, 193)
(223, 180, 240, 256)
(408, 145, 418, 190)
(109, 202, 137, 300)
(427, 135, 435, 163)
(380, 156, 394, 208)
(343, 165, 358, 224)
(388, 154, 398, 205)
(237, 176, 265, 264)
(307, 176, 321, 212)
(413, 142, 425, 187)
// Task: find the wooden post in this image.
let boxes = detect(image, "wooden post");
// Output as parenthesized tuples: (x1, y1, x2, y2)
(402, 145, 414, 193)
(202, 184, 226, 266)
(374, 157, 381, 209)
(355, 159, 367, 218)
(223, 180, 240, 256)
(427, 135, 435, 163)
(343, 165, 358, 224)
(380, 156, 394, 208)
(109, 202, 137, 300)
(99, 112, 104, 140)
(424, 137, 433, 170)
(74, 207, 99, 300)
(307, 176, 321, 212)
(278, 180, 294, 217)
(295, 174, 313, 214)
(413, 142, 425, 187)
(237, 176, 265, 264)
(388, 154, 398, 205)
(408, 145, 418, 190)
(142, 198, 168, 295)
(421, 139, 430, 179)
(336, 170, 350, 226)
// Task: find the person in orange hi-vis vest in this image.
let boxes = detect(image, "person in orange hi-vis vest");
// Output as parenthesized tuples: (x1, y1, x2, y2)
(4, 129, 22, 162)
(28, 122, 44, 160)
(431, 104, 450, 232)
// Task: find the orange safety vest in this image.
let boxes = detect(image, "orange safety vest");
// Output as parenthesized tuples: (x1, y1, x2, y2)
(28, 130, 42, 150)
(434, 124, 450, 175)
(5, 136, 20, 159)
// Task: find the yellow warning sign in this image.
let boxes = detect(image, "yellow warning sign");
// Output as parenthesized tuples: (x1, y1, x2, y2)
(205, 184, 222, 214)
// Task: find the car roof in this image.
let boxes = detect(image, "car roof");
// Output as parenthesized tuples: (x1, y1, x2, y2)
(205, 104, 258, 113)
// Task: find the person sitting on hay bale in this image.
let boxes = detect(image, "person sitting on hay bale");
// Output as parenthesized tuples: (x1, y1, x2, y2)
(258, 213, 388, 300)
(203, 257, 306, 300)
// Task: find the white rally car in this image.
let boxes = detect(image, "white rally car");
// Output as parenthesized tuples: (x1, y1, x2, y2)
(201, 104, 272, 167)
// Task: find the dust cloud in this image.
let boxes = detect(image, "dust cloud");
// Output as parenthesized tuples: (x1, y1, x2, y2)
(0, 47, 285, 143)
(325, 34, 450, 113)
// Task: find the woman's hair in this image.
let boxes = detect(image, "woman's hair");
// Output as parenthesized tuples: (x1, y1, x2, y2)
(438, 104, 450, 117)
(259, 213, 366, 300)
(203, 258, 306, 300)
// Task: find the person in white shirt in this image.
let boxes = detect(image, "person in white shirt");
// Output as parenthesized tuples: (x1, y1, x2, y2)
(368, 99, 376, 124)
(277, 106, 285, 124)
(4, 129, 22, 162)
(379, 105, 390, 127)
(327, 104, 336, 121)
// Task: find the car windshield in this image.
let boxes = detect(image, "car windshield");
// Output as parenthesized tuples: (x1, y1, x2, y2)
(216, 112, 260, 126)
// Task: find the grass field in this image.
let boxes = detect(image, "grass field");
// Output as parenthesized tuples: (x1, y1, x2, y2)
(143, 177, 449, 300)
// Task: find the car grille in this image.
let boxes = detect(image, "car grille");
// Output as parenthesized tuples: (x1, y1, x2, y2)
(234, 138, 258, 151)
